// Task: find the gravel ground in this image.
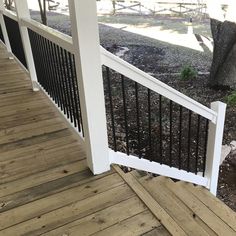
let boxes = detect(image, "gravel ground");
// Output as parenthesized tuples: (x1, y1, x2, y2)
(30, 11, 235, 211)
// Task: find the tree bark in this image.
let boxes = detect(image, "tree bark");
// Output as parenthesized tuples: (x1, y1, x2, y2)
(38, 0, 47, 25)
(209, 19, 236, 89)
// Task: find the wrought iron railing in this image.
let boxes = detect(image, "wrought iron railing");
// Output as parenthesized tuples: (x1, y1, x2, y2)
(103, 66, 209, 176)
(28, 29, 83, 135)
(3, 15, 27, 68)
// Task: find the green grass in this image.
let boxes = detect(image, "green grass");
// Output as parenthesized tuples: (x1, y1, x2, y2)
(180, 65, 197, 80)
(225, 91, 236, 106)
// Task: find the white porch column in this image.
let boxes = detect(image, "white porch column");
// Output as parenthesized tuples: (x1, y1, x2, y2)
(205, 101, 226, 195)
(14, 0, 39, 91)
(0, 0, 12, 54)
(68, 0, 110, 174)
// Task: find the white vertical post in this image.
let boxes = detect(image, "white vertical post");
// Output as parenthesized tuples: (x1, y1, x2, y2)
(68, 0, 110, 174)
(205, 101, 226, 195)
(14, 0, 39, 91)
(0, 0, 12, 54)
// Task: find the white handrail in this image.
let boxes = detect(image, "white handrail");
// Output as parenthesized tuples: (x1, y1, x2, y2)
(100, 46, 217, 123)
(0, 9, 17, 21)
(21, 18, 74, 53)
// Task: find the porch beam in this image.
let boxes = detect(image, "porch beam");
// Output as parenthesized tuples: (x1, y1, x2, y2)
(68, 0, 110, 174)
(14, 0, 39, 91)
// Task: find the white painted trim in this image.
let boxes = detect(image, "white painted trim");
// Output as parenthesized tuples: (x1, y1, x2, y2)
(205, 101, 226, 195)
(37, 82, 85, 146)
(101, 47, 217, 123)
(0, 3, 12, 54)
(14, 0, 39, 91)
(68, 0, 110, 174)
(1, 9, 17, 21)
(21, 18, 74, 54)
(109, 149, 208, 187)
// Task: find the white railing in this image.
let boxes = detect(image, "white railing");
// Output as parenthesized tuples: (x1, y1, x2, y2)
(0, 0, 226, 195)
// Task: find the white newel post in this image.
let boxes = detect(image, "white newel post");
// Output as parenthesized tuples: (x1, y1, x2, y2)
(14, 0, 39, 91)
(68, 0, 110, 174)
(205, 101, 226, 195)
(0, 0, 12, 54)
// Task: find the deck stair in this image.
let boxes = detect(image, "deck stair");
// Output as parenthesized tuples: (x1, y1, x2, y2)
(114, 166, 236, 236)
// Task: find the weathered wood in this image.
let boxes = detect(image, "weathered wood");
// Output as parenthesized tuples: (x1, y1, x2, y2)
(182, 182, 236, 232)
(113, 165, 187, 236)
(41, 196, 147, 236)
(0, 184, 133, 235)
(142, 176, 215, 236)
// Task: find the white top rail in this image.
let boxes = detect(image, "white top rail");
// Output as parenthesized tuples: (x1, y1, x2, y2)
(21, 18, 74, 53)
(100, 46, 217, 123)
(0, 9, 17, 21)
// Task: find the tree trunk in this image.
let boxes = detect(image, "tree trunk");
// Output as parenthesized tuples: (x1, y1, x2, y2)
(209, 19, 236, 89)
(38, 0, 47, 25)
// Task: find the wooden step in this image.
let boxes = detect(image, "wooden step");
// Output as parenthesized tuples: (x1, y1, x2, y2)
(139, 176, 212, 236)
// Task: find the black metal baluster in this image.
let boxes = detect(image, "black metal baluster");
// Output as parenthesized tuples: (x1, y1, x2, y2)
(202, 119, 209, 177)
(159, 95, 163, 164)
(121, 75, 129, 155)
(106, 67, 117, 151)
(38, 35, 48, 92)
(148, 88, 152, 161)
(187, 110, 192, 172)
(53, 43, 65, 112)
(56, 45, 67, 115)
(49, 41, 61, 108)
(195, 115, 201, 174)
(179, 105, 183, 169)
(68, 52, 81, 130)
(68, 54, 78, 127)
(60, 47, 71, 119)
(62, 49, 73, 122)
(169, 100, 173, 167)
(72, 54, 83, 134)
(135, 82, 141, 158)
(44, 37, 55, 101)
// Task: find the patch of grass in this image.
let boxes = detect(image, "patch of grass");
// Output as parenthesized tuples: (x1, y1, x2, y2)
(225, 91, 236, 106)
(180, 65, 197, 80)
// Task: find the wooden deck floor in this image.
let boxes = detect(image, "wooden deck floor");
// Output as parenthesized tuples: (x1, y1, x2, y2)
(0, 45, 235, 236)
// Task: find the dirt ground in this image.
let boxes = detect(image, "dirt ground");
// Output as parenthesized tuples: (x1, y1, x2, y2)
(30, 11, 236, 211)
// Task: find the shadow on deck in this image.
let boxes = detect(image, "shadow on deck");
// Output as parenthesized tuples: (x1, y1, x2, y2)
(0, 44, 235, 236)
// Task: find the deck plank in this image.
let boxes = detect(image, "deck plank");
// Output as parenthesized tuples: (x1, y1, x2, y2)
(0, 42, 235, 236)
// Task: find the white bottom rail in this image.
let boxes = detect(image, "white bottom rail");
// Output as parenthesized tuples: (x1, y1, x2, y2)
(109, 149, 209, 187)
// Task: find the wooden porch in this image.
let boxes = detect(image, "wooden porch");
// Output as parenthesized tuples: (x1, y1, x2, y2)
(0, 45, 235, 236)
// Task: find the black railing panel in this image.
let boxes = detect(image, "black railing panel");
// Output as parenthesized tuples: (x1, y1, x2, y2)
(3, 15, 27, 68)
(103, 66, 209, 176)
(28, 29, 83, 135)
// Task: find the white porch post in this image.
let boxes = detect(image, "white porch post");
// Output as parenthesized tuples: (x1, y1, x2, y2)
(14, 0, 39, 91)
(0, 0, 12, 54)
(205, 101, 226, 195)
(68, 0, 110, 174)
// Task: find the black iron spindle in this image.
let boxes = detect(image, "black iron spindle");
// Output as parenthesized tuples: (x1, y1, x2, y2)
(121, 75, 129, 155)
(202, 119, 209, 177)
(187, 110, 192, 172)
(195, 115, 201, 174)
(68, 52, 81, 129)
(179, 105, 182, 169)
(106, 67, 117, 151)
(159, 95, 163, 164)
(169, 100, 173, 167)
(148, 88, 152, 161)
(135, 82, 141, 158)
(72, 54, 83, 134)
